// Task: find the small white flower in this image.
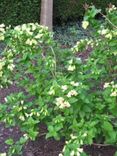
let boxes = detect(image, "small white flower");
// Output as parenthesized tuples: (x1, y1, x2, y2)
(63, 101, 70, 108)
(0, 61, 5, 70)
(70, 134, 77, 139)
(100, 29, 108, 35)
(4, 97, 8, 102)
(70, 81, 80, 87)
(21, 24, 27, 31)
(61, 85, 68, 91)
(68, 65, 76, 71)
(55, 97, 70, 109)
(23, 133, 28, 140)
(67, 90, 78, 98)
(83, 132, 87, 137)
(35, 34, 43, 39)
(82, 21, 89, 29)
(21, 100, 24, 104)
(68, 59, 73, 64)
(105, 33, 112, 39)
(0, 34, 4, 41)
(0, 27, 5, 32)
(0, 153, 6, 156)
(48, 89, 55, 95)
(0, 24, 5, 28)
(0, 71, 3, 77)
(76, 152, 80, 156)
(77, 148, 83, 153)
(0, 85, 3, 88)
(19, 116, 25, 121)
(8, 64, 15, 71)
(14, 25, 21, 31)
(59, 154, 63, 156)
(103, 82, 110, 88)
(70, 151, 75, 156)
(110, 91, 117, 97)
(25, 39, 37, 45)
(48, 87, 55, 95)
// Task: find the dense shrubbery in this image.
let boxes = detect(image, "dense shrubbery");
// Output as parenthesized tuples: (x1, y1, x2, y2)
(0, 5, 117, 156)
(0, 0, 41, 26)
(0, 0, 117, 25)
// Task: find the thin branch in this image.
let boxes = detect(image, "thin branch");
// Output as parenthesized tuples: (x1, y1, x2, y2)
(100, 12, 117, 29)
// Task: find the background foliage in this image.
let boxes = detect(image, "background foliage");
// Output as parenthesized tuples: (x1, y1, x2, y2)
(0, 0, 117, 26)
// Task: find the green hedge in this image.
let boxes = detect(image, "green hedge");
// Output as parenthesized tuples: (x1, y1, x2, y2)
(0, 0, 117, 26)
(0, 0, 41, 26)
(54, 0, 117, 23)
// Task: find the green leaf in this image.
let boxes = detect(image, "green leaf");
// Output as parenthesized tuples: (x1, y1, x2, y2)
(102, 121, 113, 132)
(5, 138, 14, 145)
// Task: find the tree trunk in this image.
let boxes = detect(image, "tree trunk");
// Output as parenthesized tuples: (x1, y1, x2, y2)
(40, 0, 53, 31)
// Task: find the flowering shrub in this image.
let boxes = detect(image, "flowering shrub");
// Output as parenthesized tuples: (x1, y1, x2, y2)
(0, 5, 117, 156)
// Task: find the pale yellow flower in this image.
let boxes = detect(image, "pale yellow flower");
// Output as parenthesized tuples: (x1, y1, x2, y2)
(8, 64, 15, 71)
(48, 86, 55, 95)
(105, 33, 112, 39)
(0, 34, 4, 41)
(55, 97, 70, 109)
(35, 34, 43, 39)
(0, 24, 5, 28)
(82, 21, 89, 29)
(0, 153, 6, 156)
(61, 85, 68, 91)
(48, 89, 55, 95)
(68, 59, 73, 64)
(70, 81, 80, 87)
(0, 71, 3, 77)
(25, 39, 37, 45)
(68, 65, 76, 71)
(67, 90, 78, 97)
(70, 151, 75, 156)
(70, 134, 77, 139)
(110, 91, 117, 97)
(103, 82, 110, 88)
(100, 29, 108, 35)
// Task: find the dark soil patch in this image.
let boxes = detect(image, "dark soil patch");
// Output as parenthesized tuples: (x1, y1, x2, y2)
(84, 145, 117, 156)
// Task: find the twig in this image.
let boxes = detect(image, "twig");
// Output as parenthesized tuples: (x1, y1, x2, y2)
(84, 143, 117, 147)
(100, 12, 117, 29)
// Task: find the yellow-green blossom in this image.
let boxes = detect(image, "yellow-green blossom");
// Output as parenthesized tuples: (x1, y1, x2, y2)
(82, 21, 89, 29)
(67, 90, 78, 97)
(0, 71, 3, 77)
(55, 97, 70, 109)
(68, 65, 76, 71)
(25, 39, 37, 45)
(7, 64, 15, 71)
(103, 82, 110, 88)
(105, 33, 112, 39)
(0, 34, 4, 41)
(110, 91, 117, 97)
(70, 81, 80, 87)
(61, 85, 68, 91)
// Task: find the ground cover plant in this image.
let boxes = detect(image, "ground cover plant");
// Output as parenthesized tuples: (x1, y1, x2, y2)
(0, 5, 117, 156)
(54, 22, 90, 47)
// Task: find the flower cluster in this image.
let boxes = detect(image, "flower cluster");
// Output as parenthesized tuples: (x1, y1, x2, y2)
(55, 97, 70, 109)
(67, 90, 78, 98)
(103, 81, 117, 97)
